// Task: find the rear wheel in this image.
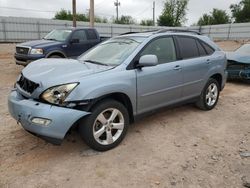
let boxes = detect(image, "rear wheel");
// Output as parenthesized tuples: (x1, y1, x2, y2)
(196, 78, 220, 111)
(79, 99, 129, 151)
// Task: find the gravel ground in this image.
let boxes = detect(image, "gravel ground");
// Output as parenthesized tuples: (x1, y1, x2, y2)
(0, 41, 249, 188)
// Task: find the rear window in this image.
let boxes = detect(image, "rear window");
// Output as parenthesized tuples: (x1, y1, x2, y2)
(176, 36, 199, 59)
(86, 29, 98, 40)
(196, 40, 207, 56)
(201, 41, 215, 55)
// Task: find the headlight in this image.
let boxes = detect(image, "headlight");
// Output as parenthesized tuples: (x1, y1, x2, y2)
(41, 83, 78, 105)
(30, 48, 44, 55)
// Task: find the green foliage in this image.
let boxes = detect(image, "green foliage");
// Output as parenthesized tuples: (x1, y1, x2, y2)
(197, 9, 230, 26)
(54, 9, 108, 23)
(230, 0, 250, 23)
(197, 14, 212, 26)
(140, 19, 154, 26)
(157, 0, 189, 26)
(114, 15, 136, 25)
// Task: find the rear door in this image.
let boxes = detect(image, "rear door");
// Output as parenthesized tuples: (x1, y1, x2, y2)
(175, 36, 212, 99)
(136, 37, 183, 114)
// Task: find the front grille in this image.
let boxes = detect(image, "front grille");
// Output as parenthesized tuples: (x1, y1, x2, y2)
(17, 75, 39, 94)
(16, 47, 30, 55)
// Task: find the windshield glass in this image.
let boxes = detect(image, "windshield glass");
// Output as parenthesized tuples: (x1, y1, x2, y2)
(235, 44, 250, 54)
(44, 29, 72, 42)
(79, 37, 145, 66)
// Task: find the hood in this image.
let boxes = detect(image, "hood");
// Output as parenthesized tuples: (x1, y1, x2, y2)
(226, 52, 250, 64)
(18, 39, 63, 48)
(22, 58, 112, 87)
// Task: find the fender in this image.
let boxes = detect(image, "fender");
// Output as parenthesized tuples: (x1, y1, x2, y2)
(45, 50, 67, 58)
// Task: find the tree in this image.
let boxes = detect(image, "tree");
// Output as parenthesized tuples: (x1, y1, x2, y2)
(197, 9, 230, 26)
(157, 0, 189, 26)
(114, 15, 136, 24)
(140, 19, 154, 26)
(197, 14, 212, 26)
(54, 9, 108, 23)
(230, 0, 250, 23)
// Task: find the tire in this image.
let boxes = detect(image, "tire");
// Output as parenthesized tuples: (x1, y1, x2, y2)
(79, 99, 129, 151)
(195, 78, 220, 111)
(48, 55, 63, 58)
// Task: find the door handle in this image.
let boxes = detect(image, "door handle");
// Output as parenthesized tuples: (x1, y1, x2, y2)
(173, 65, 182, 70)
(206, 59, 211, 64)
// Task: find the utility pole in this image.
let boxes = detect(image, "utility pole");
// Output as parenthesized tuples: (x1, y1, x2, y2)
(153, 1, 155, 26)
(72, 0, 76, 27)
(114, 0, 120, 22)
(90, 0, 94, 27)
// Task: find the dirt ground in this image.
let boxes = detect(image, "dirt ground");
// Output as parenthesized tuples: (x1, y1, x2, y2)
(0, 41, 249, 188)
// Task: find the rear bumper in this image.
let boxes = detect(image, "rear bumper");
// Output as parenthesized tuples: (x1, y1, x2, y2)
(8, 90, 90, 144)
(14, 53, 45, 66)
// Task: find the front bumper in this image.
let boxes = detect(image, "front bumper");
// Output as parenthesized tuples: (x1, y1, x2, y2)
(227, 69, 250, 80)
(8, 90, 90, 144)
(15, 53, 45, 66)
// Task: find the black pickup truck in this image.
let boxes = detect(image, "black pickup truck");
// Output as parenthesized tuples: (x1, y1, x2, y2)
(15, 27, 107, 66)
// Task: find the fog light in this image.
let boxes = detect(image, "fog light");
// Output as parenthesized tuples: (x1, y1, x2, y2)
(31, 117, 51, 126)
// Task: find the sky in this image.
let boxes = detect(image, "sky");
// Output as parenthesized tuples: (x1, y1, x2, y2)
(0, 0, 242, 26)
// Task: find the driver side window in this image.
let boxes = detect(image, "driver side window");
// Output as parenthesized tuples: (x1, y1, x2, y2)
(140, 37, 177, 64)
(71, 30, 87, 42)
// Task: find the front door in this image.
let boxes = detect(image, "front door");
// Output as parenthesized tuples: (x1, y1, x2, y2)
(136, 37, 183, 114)
(66, 30, 90, 58)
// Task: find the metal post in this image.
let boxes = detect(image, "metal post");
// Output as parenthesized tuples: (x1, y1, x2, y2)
(227, 24, 232, 40)
(72, 0, 77, 27)
(90, 0, 94, 27)
(153, 1, 155, 26)
(208, 25, 212, 37)
(2, 19, 7, 42)
(111, 25, 113, 37)
(114, 0, 120, 22)
(37, 21, 41, 39)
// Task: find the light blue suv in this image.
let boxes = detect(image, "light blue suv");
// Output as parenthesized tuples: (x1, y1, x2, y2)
(8, 30, 228, 151)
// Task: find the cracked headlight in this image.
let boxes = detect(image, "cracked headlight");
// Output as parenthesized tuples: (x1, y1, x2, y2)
(30, 48, 44, 55)
(41, 83, 78, 105)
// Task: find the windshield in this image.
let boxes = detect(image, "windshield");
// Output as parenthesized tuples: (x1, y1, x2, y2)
(44, 29, 72, 42)
(79, 37, 145, 66)
(235, 44, 250, 54)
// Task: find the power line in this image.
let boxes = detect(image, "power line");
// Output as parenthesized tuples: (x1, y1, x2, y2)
(0, 6, 57, 13)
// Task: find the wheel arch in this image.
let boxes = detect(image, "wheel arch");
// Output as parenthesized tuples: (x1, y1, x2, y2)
(46, 50, 67, 58)
(210, 73, 222, 90)
(90, 92, 134, 124)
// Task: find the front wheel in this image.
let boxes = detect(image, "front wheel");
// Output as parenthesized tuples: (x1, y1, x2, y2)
(79, 100, 129, 151)
(196, 78, 220, 111)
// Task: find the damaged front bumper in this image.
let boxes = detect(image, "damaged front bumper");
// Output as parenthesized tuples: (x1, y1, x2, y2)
(8, 90, 90, 144)
(227, 69, 250, 80)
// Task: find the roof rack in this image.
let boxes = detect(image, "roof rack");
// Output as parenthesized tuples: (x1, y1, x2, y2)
(120, 29, 159, 35)
(156, 29, 201, 35)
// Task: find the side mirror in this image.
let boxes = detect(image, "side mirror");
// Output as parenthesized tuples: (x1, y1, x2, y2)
(138, 55, 158, 68)
(70, 38, 80, 44)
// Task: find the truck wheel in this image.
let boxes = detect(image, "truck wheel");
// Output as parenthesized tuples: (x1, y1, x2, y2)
(195, 78, 220, 111)
(48, 55, 63, 58)
(79, 99, 129, 151)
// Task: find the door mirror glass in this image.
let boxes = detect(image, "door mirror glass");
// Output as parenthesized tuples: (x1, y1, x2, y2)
(138, 55, 158, 67)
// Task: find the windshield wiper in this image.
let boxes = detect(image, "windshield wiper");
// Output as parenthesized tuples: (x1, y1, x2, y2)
(45, 38, 57, 41)
(84, 60, 110, 66)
